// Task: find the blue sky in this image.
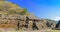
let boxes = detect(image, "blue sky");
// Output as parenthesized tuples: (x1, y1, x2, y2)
(7, 0, 60, 20)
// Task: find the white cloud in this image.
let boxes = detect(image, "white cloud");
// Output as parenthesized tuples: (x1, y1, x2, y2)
(51, 16, 60, 21)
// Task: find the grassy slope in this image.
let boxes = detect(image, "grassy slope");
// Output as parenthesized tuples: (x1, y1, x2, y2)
(45, 19, 57, 24)
(0, 1, 29, 15)
(50, 30, 60, 32)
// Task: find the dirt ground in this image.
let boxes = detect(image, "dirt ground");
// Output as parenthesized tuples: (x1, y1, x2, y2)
(0, 28, 52, 32)
(0, 28, 60, 32)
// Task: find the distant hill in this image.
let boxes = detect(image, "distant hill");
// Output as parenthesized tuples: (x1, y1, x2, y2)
(45, 19, 57, 24)
(45, 19, 57, 28)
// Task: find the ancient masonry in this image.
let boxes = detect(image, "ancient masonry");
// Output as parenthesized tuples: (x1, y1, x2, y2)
(0, 14, 48, 30)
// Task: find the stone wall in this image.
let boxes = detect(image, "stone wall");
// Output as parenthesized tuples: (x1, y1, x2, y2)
(0, 17, 18, 28)
(36, 19, 48, 30)
(0, 15, 49, 31)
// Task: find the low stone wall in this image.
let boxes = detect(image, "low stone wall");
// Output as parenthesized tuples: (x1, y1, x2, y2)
(0, 17, 18, 28)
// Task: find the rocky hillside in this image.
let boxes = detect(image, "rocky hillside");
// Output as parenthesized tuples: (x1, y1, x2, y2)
(0, 0, 57, 31)
(0, 0, 30, 29)
(0, 1, 29, 16)
(46, 19, 57, 24)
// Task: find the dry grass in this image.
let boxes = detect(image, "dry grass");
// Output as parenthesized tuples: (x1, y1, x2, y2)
(50, 30, 60, 32)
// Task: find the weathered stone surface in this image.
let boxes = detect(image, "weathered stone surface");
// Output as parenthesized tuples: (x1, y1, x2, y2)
(0, 14, 50, 31)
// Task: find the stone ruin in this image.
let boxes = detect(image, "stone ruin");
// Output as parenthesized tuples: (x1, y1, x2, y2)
(0, 14, 49, 31)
